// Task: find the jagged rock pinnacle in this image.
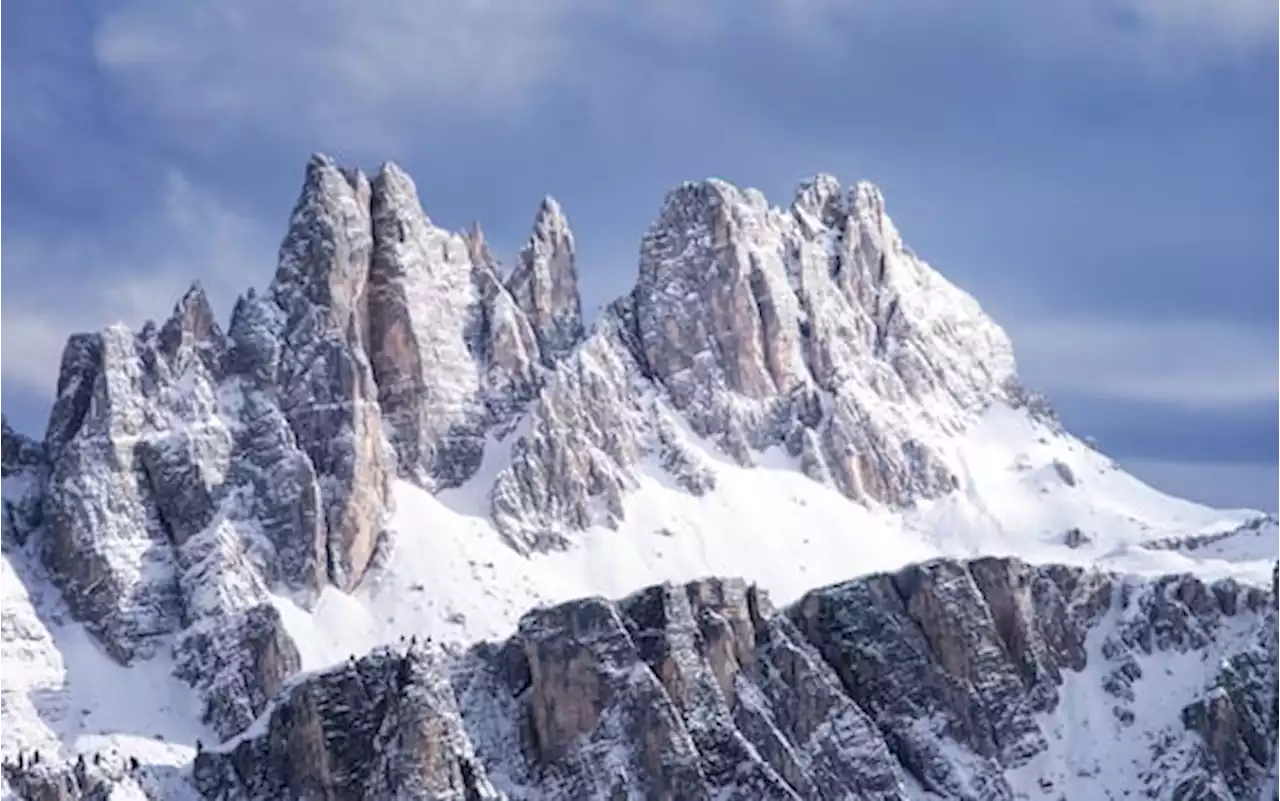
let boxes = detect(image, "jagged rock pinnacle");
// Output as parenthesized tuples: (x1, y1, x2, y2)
(507, 194, 584, 366)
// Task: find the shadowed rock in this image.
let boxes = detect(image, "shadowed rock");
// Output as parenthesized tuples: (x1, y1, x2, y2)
(194, 559, 1275, 800)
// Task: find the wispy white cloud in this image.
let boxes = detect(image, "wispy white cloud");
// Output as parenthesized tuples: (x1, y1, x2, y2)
(91, 0, 1276, 154)
(1004, 0, 1278, 70)
(93, 0, 591, 152)
(0, 310, 78, 396)
(1102, 0, 1278, 51)
(1011, 318, 1278, 409)
(1, 171, 274, 397)
(772, 0, 1277, 67)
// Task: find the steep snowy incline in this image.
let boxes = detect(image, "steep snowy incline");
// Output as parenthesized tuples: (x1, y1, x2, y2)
(288, 398, 1270, 668)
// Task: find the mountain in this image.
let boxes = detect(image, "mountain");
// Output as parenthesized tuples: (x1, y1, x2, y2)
(1, 155, 1275, 800)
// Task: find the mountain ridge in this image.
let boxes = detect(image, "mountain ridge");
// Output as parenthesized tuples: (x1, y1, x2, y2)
(2, 154, 1276, 800)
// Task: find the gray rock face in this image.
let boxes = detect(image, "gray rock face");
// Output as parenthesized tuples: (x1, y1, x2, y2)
(194, 643, 499, 801)
(22, 158, 1033, 658)
(174, 604, 302, 740)
(507, 196, 584, 367)
(2, 418, 45, 476)
(368, 161, 486, 488)
(364, 169, 589, 494)
(270, 154, 394, 591)
(489, 298, 653, 549)
(191, 558, 1278, 800)
(40, 319, 213, 663)
(12, 155, 600, 746)
(2, 418, 46, 546)
(18, 284, 308, 737)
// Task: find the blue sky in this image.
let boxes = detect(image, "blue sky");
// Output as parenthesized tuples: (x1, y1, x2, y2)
(3, 1, 1276, 509)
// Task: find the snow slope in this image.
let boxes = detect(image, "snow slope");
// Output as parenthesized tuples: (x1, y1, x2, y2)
(280, 401, 1273, 673)
(0, 540, 207, 799)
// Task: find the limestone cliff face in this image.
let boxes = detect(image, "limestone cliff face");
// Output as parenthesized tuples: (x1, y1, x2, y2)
(268, 155, 393, 592)
(193, 643, 498, 801)
(364, 165, 580, 491)
(188, 558, 1277, 801)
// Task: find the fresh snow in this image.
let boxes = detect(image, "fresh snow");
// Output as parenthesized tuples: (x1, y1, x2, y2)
(1005, 590, 1263, 800)
(0, 540, 208, 798)
(280, 401, 1274, 672)
(3, 163, 1273, 799)
(4, 399, 1272, 798)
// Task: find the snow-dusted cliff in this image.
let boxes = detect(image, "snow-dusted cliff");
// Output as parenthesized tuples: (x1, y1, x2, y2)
(1, 156, 1275, 800)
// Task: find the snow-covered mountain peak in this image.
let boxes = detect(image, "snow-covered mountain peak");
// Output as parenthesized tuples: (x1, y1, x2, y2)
(371, 159, 418, 197)
(530, 193, 569, 234)
(620, 171, 1020, 512)
(849, 177, 888, 223)
(792, 172, 846, 229)
(272, 152, 375, 332)
(157, 281, 222, 374)
(2, 155, 1275, 800)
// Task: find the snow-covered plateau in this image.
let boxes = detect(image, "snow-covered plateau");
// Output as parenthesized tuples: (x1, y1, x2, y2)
(2, 155, 1275, 800)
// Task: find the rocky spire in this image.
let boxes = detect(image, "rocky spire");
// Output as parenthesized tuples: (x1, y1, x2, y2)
(43, 333, 104, 456)
(271, 153, 374, 338)
(158, 281, 223, 375)
(270, 153, 392, 591)
(507, 195, 583, 367)
(366, 160, 490, 488)
(464, 220, 502, 280)
(633, 178, 808, 409)
(792, 173, 847, 233)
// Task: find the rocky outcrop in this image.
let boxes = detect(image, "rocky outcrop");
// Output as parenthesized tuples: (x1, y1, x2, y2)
(192, 558, 1278, 800)
(507, 196, 584, 366)
(364, 164, 580, 490)
(194, 643, 498, 801)
(40, 319, 210, 663)
(22, 157, 1037, 657)
(489, 298, 653, 549)
(2, 418, 46, 546)
(17, 155, 597, 690)
(16, 156, 1274, 801)
(367, 161, 489, 489)
(17, 284, 306, 740)
(1169, 575, 1277, 800)
(2, 418, 45, 477)
(173, 604, 302, 740)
